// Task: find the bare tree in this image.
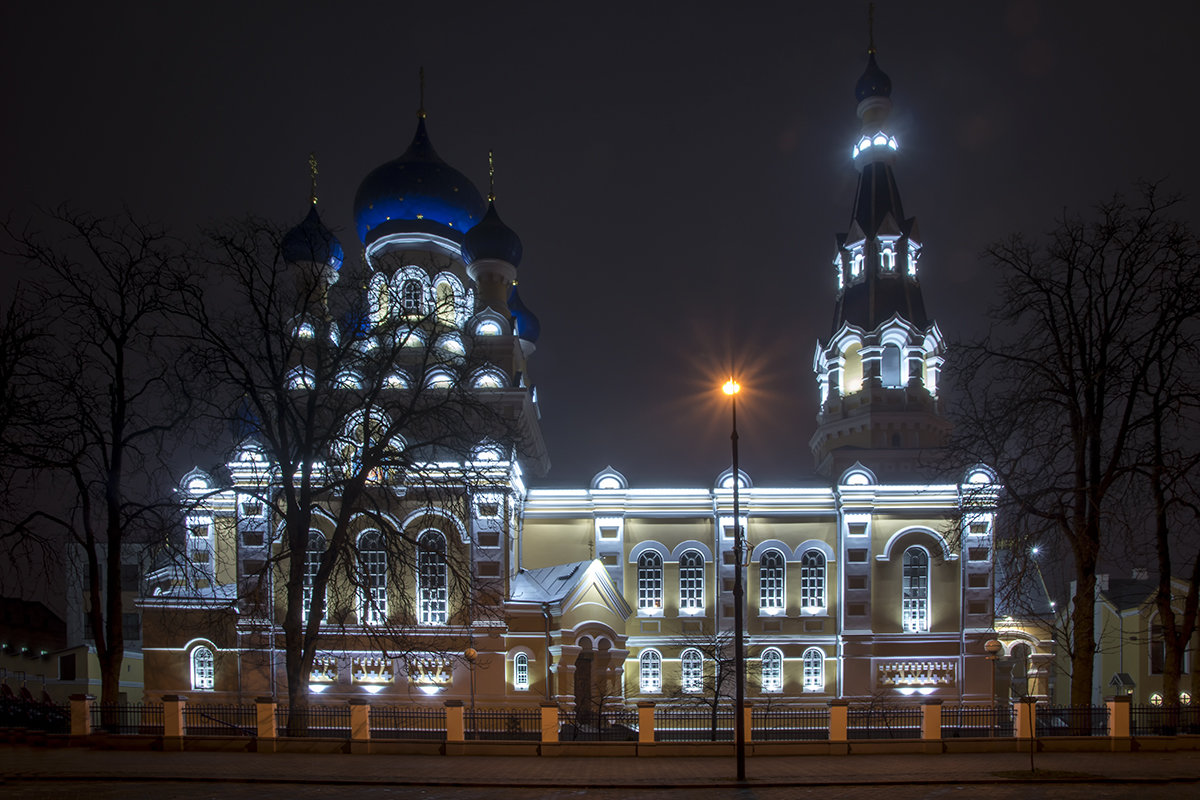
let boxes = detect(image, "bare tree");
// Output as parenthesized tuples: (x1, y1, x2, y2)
(179, 217, 535, 730)
(664, 628, 741, 741)
(951, 184, 1200, 705)
(2, 209, 195, 704)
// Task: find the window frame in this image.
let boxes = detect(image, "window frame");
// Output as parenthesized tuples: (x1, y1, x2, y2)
(678, 549, 705, 615)
(901, 546, 930, 632)
(680, 648, 704, 694)
(760, 647, 783, 693)
(417, 530, 448, 625)
(191, 646, 215, 691)
(800, 549, 826, 613)
(302, 532, 327, 624)
(358, 531, 387, 626)
(637, 551, 664, 615)
(639, 649, 662, 693)
(514, 653, 529, 691)
(759, 549, 785, 614)
(802, 647, 824, 693)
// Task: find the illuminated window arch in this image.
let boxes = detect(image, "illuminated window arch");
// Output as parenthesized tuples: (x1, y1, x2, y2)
(514, 653, 529, 690)
(417, 530, 448, 625)
(302, 532, 326, 624)
(678, 550, 704, 614)
(436, 282, 456, 326)
(637, 551, 663, 614)
(761, 648, 783, 693)
(369, 274, 390, 324)
(401, 279, 423, 315)
(902, 546, 930, 632)
(191, 646, 215, 691)
(639, 649, 662, 693)
(881, 344, 902, 387)
(842, 342, 863, 394)
(800, 549, 826, 611)
(680, 648, 703, 693)
(358, 532, 387, 626)
(760, 549, 785, 613)
(802, 647, 824, 692)
(472, 369, 506, 389)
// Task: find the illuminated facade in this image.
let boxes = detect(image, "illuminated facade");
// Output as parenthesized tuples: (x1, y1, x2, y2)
(141, 44, 1008, 710)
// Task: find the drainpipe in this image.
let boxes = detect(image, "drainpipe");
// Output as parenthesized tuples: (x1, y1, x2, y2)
(543, 602, 553, 701)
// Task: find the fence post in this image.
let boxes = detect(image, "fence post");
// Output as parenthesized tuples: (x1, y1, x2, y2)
(444, 700, 465, 743)
(255, 697, 276, 753)
(829, 699, 849, 747)
(1014, 696, 1036, 740)
(1106, 694, 1131, 751)
(540, 702, 559, 744)
(637, 701, 655, 745)
(921, 699, 943, 752)
(349, 699, 370, 754)
(743, 701, 754, 747)
(162, 694, 186, 751)
(69, 694, 92, 737)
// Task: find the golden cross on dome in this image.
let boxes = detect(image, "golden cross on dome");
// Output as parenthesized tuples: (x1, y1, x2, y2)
(308, 152, 318, 206)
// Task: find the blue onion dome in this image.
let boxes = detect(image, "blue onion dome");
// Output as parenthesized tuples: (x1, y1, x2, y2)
(462, 200, 523, 267)
(282, 204, 344, 270)
(353, 117, 487, 245)
(854, 51, 892, 102)
(507, 286, 540, 343)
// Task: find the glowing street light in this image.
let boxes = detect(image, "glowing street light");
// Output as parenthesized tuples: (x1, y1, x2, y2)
(722, 377, 746, 783)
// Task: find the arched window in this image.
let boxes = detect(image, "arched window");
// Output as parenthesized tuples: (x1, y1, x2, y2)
(802, 648, 824, 693)
(678, 550, 704, 614)
(639, 650, 662, 693)
(760, 550, 785, 613)
(436, 282, 456, 326)
(902, 546, 930, 632)
(302, 532, 326, 624)
(514, 653, 529, 690)
(800, 550, 826, 612)
(417, 531, 448, 625)
(761, 648, 783, 693)
(401, 279, 423, 315)
(680, 648, 703, 693)
(881, 344, 902, 387)
(637, 551, 663, 614)
(358, 532, 387, 626)
(842, 342, 863, 394)
(191, 646, 215, 691)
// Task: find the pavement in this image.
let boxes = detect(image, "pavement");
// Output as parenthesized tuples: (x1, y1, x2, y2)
(2, 745, 1199, 790)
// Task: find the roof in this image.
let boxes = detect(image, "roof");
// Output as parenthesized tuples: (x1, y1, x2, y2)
(509, 560, 595, 604)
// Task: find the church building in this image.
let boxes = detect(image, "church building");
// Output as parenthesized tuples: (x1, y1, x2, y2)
(140, 41, 1011, 712)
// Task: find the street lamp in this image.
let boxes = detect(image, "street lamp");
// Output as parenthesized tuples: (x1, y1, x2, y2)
(722, 378, 746, 783)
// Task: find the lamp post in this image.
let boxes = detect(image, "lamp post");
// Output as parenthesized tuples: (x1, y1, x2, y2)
(722, 379, 746, 783)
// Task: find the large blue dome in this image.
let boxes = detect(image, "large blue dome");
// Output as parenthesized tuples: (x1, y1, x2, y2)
(462, 200, 522, 267)
(281, 204, 344, 270)
(353, 117, 487, 245)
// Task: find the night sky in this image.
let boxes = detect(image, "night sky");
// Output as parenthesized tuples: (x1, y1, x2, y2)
(4, 1, 1198, 489)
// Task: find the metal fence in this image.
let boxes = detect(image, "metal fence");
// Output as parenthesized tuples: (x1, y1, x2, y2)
(183, 704, 256, 736)
(465, 707, 541, 741)
(0, 699, 69, 733)
(1131, 705, 1200, 736)
(847, 705, 922, 739)
(940, 705, 1014, 738)
(275, 705, 351, 738)
(751, 705, 830, 741)
(90, 703, 164, 735)
(655, 704, 735, 742)
(558, 707, 639, 741)
(370, 705, 446, 740)
(1035, 704, 1108, 736)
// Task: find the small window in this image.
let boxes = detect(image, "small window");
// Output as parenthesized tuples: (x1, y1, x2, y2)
(637, 551, 663, 614)
(514, 653, 529, 690)
(639, 650, 662, 693)
(475, 319, 502, 336)
(680, 648, 703, 693)
(802, 647, 824, 693)
(761, 648, 783, 693)
(191, 646, 215, 691)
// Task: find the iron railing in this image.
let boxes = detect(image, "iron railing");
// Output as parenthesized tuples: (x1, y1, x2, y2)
(751, 705, 830, 741)
(558, 707, 639, 741)
(847, 705, 922, 739)
(1131, 705, 1200, 736)
(275, 705, 351, 738)
(90, 703, 164, 735)
(655, 704, 735, 742)
(940, 705, 1014, 738)
(370, 705, 446, 740)
(1035, 704, 1108, 736)
(465, 707, 541, 740)
(183, 704, 256, 736)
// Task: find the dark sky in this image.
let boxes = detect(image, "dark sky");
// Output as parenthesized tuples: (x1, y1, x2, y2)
(3, 1, 1198, 489)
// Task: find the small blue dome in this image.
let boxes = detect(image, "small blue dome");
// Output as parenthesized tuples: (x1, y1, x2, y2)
(855, 51, 892, 102)
(353, 118, 487, 245)
(462, 200, 523, 267)
(508, 286, 540, 344)
(281, 205, 344, 270)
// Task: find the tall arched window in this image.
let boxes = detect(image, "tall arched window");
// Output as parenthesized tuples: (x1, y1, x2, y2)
(436, 282, 456, 326)
(514, 653, 529, 690)
(418, 530, 448, 625)
(302, 532, 326, 624)
(637, 551, 663, 614)
(842, 342, 863, 394)
(800, 550, 826, 612)
(802, 647, 824, 692)
(680, 648, 703, 693)
(358, 532, 387, 626)
(639, 650, 661, 693)
(678, 550, 704, 614)
(191, 646, 215, 691)
(761, 648, 783, 693)
(760, 550, 785, 613)
(881, 344, 902, 387)
(401, 279, 423, 315)
(902, 546, 930, 632)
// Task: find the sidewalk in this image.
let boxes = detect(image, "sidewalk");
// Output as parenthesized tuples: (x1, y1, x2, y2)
(3, 746, 1200, 788)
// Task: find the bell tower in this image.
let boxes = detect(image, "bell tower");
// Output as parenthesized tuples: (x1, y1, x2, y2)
(810, 33, 949, 481)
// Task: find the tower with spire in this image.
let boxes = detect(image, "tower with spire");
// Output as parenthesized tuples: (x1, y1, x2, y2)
(809, 31, 949, 481)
